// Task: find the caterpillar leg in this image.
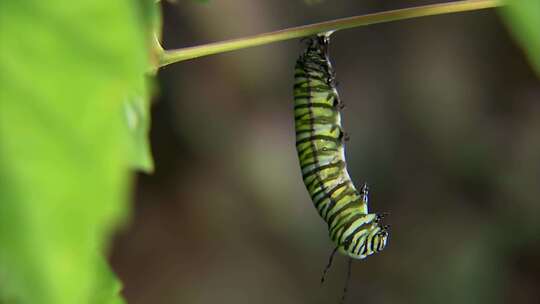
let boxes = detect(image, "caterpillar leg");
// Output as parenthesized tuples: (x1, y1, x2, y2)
(338, 130, 350, 143)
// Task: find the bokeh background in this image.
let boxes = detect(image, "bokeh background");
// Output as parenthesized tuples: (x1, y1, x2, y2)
(110, 1, 540, 303)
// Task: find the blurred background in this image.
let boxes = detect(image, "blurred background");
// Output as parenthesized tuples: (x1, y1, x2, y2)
(110, 1, 540, 303)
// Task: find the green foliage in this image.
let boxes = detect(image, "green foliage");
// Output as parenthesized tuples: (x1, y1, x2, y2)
(123, 80, 154, 172)
(0, 1, 155, 304)
(126, 0, 160, 172)
(500, 0, 540, 76)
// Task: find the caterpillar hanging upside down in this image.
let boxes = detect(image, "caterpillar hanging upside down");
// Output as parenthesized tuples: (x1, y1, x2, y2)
(293, 33, 389, 299)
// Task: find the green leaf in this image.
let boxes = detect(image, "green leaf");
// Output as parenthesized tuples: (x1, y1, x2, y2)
(88, 256, 126, 304)
(500, 0, 540, 76)
(123, 78, 154, 172)
(122, 0, 160, 173)
(0, 1, 150, 304)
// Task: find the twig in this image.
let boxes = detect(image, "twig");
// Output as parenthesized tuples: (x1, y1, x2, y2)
(159, 0, 503, 67)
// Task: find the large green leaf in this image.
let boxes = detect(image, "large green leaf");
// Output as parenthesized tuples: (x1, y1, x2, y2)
(123, 0, 161, 173)
(123, 79, 154, 173)
(500, 0, 540, 76)
(0, 1, 151, 304)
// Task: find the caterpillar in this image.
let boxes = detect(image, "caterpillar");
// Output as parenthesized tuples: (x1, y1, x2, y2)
(294, 34, 389, 301)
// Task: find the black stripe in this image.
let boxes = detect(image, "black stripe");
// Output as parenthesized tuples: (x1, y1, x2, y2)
(329, 213, 364, 243)
(313, 181, 350, 208)
(295, 84, 333, 92)
(302, 161, 344, 180)
(300, 159, 337, 172)
(370, 234, 377, 253)
(295, 122, 340, 134)
(296, 129, 337, 138)
(295, 117, 336, 125)
(296, 71, 331, 81)
(325, 92, 338, 102)
(335, 214, 370, 244)
(323, 188, 358, 220)
(294, 108, 335, 120)
(294, 112, 312, 120)
(294, 81, 331, 90)
(351, 232, 367, 253)
(296, 61, 330, 73)
(300, 160, 319, 170)
(294, 72, 327, 82)
(343, 222, 372, 251)
(328, 209, 355, 232)
(361, 239, 369, 255)
(357, 243, 366, 256)
(305, 171, 341, 192)
(298, 147, 338, 162)
(315, 181, 350, 208)
(352, 231, 368, 253)
(305, 68, 330, 76)
(294, 94, 313, 100)
(294, 65, 327, 75)
(298, 60, 331, 72)
(296, 134, 340, 146)
(294, 103, 335, 110)
(326, 198, 361, 226)
(295, 128, 316, 136)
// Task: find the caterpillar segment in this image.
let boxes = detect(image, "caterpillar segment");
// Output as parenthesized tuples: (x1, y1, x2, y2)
(294, 35, 389, 260)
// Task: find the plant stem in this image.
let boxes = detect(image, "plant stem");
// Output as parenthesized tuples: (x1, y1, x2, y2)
(159, 0, 503, 67)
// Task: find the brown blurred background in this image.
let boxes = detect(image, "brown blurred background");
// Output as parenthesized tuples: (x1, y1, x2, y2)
(110, 1, 540, 303)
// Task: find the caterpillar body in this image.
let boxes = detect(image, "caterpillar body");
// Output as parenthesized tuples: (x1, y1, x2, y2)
(294, 35, 389, 261)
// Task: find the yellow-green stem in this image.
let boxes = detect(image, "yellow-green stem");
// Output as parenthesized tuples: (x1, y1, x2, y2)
(159, 0, 503, 67)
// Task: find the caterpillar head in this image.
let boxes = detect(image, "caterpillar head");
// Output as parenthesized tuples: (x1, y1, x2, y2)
(339, 213, 389, 260)
(373, 219, 390, 255)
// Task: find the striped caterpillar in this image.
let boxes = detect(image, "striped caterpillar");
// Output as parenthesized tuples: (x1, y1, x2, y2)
(294, 34, 389, 301)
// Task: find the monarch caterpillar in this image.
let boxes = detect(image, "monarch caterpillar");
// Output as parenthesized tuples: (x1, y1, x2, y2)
(294, 34, 389, 301)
